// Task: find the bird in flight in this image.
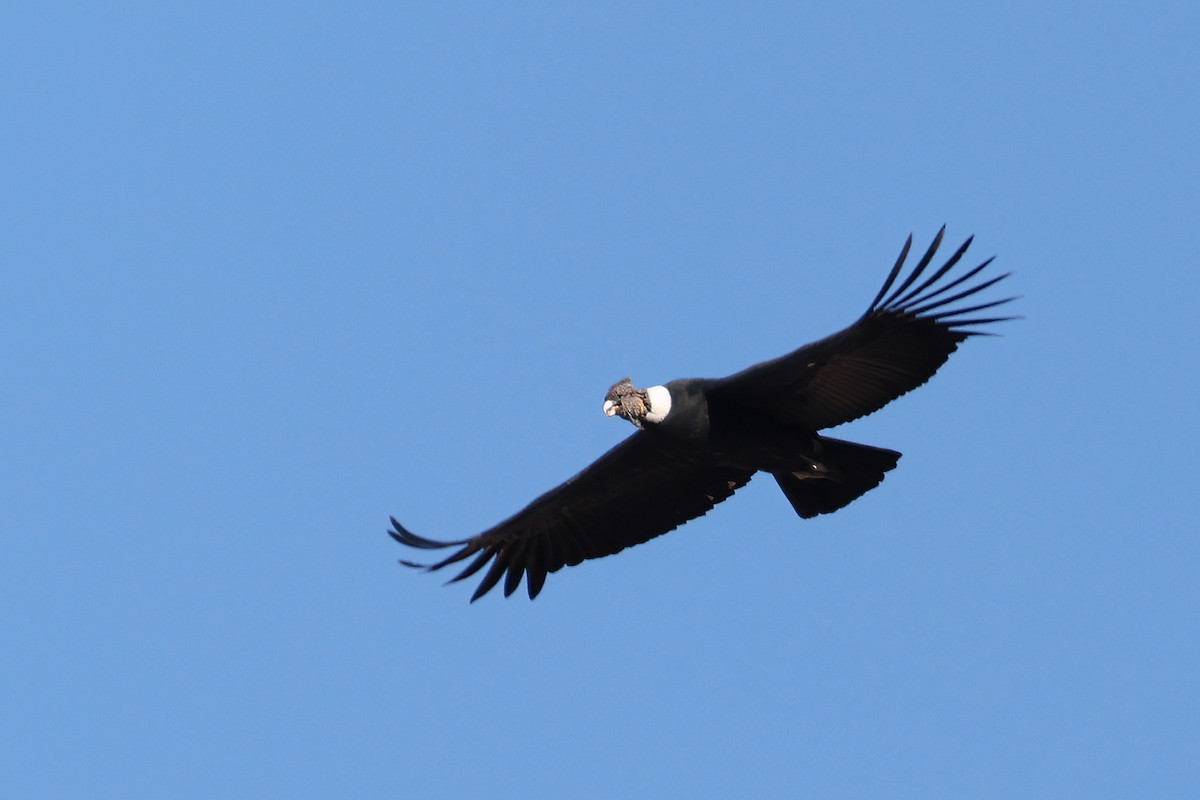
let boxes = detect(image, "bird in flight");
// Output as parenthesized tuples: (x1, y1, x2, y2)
(390, 228, 1015, 601)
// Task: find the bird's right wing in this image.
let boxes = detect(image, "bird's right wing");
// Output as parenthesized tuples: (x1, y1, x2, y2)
(390, 432, 752, 601)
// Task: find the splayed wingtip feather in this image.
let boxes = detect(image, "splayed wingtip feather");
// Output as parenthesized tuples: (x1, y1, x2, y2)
(868, 233, 914, 312)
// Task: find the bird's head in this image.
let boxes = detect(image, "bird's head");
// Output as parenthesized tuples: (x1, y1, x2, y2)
(602, 377, 672, 429)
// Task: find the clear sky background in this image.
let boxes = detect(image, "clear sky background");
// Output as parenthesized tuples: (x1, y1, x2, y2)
(4, 3, 1198, 798)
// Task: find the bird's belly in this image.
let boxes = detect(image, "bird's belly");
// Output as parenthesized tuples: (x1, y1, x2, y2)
(704, 426, 826, 473)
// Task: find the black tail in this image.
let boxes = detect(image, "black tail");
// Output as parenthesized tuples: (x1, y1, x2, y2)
(773, 436, 901, 519)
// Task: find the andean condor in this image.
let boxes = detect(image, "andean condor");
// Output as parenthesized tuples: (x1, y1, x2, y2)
(390, 228, 1015, 601)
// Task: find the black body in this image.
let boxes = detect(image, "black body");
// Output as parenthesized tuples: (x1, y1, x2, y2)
(390, 228, 1015, 601)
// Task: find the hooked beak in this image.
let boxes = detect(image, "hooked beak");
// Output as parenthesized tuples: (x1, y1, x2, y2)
(602, 400, 617, 417)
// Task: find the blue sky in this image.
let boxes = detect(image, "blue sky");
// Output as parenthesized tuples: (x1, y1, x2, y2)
(4, 2, 1198, 798)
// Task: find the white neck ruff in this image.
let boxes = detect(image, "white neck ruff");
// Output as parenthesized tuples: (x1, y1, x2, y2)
(644, 385, 672, 423)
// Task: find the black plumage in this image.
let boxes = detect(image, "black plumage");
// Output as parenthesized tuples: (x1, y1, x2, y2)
(390, 228, 1016, 601)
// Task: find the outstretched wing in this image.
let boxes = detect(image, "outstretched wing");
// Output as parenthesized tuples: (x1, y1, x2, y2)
(390, 432, 752, 601)
(717, 227, 1016, 430)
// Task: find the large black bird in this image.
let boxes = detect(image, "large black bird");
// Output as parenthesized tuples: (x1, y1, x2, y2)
(391, 228, 1015, 601)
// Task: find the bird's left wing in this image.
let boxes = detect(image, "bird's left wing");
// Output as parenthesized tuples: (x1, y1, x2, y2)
(715, 228, 1016, 431)
(390, 432, 753, 601)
